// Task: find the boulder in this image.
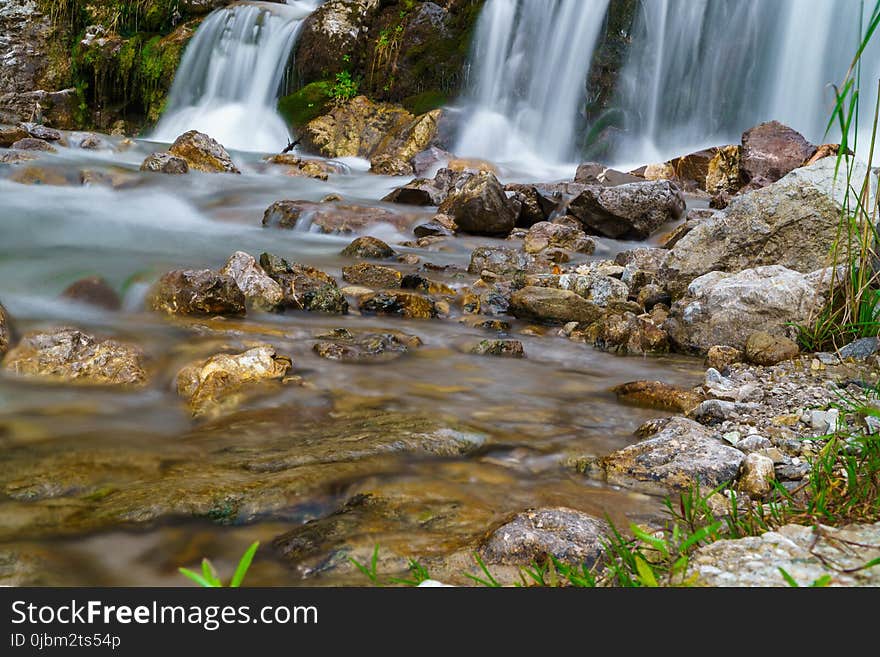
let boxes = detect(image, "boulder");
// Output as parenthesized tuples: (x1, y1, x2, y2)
(744, 331, 799, 366)
(467, 246, 527, 276)
(438, 171, 517, 236)
(567, 180, 685, 240)
(78, 133, 109, 150)
(413, 213, 456, 237)
(411, 146, 452, 176)
(665, 266, 827, 354)
(741, 121, 815, 186)
(509, 287, 603, 324)
(0, 301, 11, 358)
(3, 328, 146, 386)
(358, 291, 436, 319)
(21, 123, 61, 141)
(140, 152, 189, 174)
(168, 130, 239, 173)
(381, 178, 445, 206)
(60, 277, 121, 311)
(558, 272, 629, 307)
(705, 345, 743, 372)
(0, 125, 28, 147)
(369, 109, 443, 175)
(575, 163, 642, 186)
(176, 345, 291, 417)
(258, 253, 347, 314)
(612, 380, 704, 414)
(312, 328, 420, 363)
(12, 137, 55, 152)
(705, 145, 743, 196)
(481, 508, 609, 567)
(148, 269, 246, 317)
(588, 312, 670, 356)
(342, 263, 402, 289)
(505, 183, 556, 227)
(340, 236, 395, 259)
(598, 417, 744, 492)
(262, 200, 410, 234)
(219, 251, 284, 311)
(524, 222, 595, 255)
(661, 158, 862, 297)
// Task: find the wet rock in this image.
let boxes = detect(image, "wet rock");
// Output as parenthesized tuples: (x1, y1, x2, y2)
(21, 123, 61, 141)
(258, 255, 347, 314)
(60, 276, 121, 311)
(340, 236, 395, 259)
(481, 508, 609, 567)
(342, 263, 402, 289)
(738, 453, 775, 499)
(741, 121, 815, 186)
(219, 251, 284, 311)
(612, 380, 704, 414)
(662, 158, 861, 296)
(467, 246, 527, 276)
(262, 200, 410, 234)
(575, 162, 642, 186)
(411, 146, 452, 176)
(0, 151, 37, 164)
(665, 266, 825, 353)
(588, 312, 670, 356)
(636, 284, 670, 310)
(312, 328, 420, 363)
(744, 331, 799, 366)
(0, 302, 11, 358)
(148, 269, 246, 317)
(400, 274, 454, 296)
(12, 137, 55, 152)
(598, 417, 744, 492)
(706, 345, 743, 372)
(78, 134, 108, 150)
(413, 213, 456, 237)
(382, 178, 445, 206)
(461, 281, 515, 316)
(359, 291, 436, 319)
(168, 130, 240, 174)
(265, 154, 344, 181)
(0, 125, 28, 147)
(688, 522, 880, 586)
(465, 339, 525, 358)
(524, 221, 595, 255)
(3, 328, 146, 386)
(140, 152, 189, 174)
(7, 165, 69, 185)
(567, 180, 686, 240)
(559, 272, 629, 307)
(438, 171, 517, 236)
(176, 345, 291, 417)
(505, 183, 555, 227)
(509, 287, 603, 324)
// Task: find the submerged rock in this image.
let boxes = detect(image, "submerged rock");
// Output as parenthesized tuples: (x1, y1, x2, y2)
(481, 508, 609, 567)
(140, 152, 189, 174)
(149, 269, 246, 317)
(358, 291, 436, 319)
(567, 180, 685, 240)
(0, 125, 28, 147)
(465, 339, 525, 358)
(598, 417, 744, 492)
(168, 130, 240, 174)
(259, 254, 347, 314)
(61, 277, 121, 311)
(3, 328, 146, 386)
(438, 171, 517, 236)
(312, 328, 421, 363)
(12, 137, 55, 152)
(340, 236, 395, 259)
(219, 251, 284, 311)
(612, 380, 704, 414)
(262, 200, 410, 234)
(509, 287, 603, 324)
(176, 345, 291, 417)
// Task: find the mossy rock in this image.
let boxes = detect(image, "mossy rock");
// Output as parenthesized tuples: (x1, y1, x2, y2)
(402, 90, 447, 115)
(278, 81, 332, 128)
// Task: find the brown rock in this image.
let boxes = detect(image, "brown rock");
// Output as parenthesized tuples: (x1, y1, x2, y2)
(312, 328, 420, 363)
(381, 178, 445, 206)
(612, 380, 704, 414)
(219, 251, 284, 311)
(262, 200, 410, 234)
(568, 180, 686, 240)
(741, 121, 815, 185)
(148, 269, 246, 317)
(465, 339, 525, 358)
(0, 125, 28, 147)
(0, 301, 11, 358)
(342, 263, 402, 289)
(12, 137, 55, 152)
(803, 143, 840, 167)
(61, 277, 121, 311)
(258, 253, 347, 314)
(358, 291, 436, 319)
(438, 170, 517, 236)
(738, 453, 776, 499)
(524, 221, 595, 255)
(705, 145, 742, 195)
(509, 287, 603, 324)
(140, 152, 189, 174)
(744, 331, 799, 366)
(340, 236, 395, 259)
(705, 345, 743, 372)
(168, 130, 240, 173)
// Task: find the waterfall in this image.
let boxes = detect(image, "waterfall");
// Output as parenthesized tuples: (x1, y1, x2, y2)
(455, 0, 611, 168)
(152, 1, 320, 153)
(614, 0, 880, 163)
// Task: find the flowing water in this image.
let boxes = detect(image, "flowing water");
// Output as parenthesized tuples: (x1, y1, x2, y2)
(152, 1, 321, 152)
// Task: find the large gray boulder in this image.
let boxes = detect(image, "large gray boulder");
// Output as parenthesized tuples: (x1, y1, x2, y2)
(567, 180, 685, 240)
(665, 265, 829, 354)
(662, 158, 869, 297)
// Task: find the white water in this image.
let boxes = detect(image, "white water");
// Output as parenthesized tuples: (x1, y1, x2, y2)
(615, 0, 880, 163)
(454, 0, 611, 171)
(152, 1, 320, 153)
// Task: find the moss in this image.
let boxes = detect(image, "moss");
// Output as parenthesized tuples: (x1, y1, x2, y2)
(278, 81, 333, 127)
(402, 90, 447, 115)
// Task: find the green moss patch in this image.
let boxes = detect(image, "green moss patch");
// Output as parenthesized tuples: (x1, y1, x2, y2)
(402, 90, 447, 115)
(278, 81, 332, 127)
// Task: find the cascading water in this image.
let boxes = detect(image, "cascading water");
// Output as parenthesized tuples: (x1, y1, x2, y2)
(614, 0, 880, 163)
(152, 1, 320, 153)
(454, 0, 611, 169)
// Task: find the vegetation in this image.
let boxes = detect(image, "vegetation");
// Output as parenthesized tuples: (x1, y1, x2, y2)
(179, 541, 260, 588)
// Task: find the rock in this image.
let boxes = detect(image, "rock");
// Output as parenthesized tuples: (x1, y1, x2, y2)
(838, 337, 880, 360)
(340, 236, 395, 259)
(413, 213, 456, 237)
(505, 183, 555, 227)
(662, 159, 860, 297)
(688, 522, 880, 586)
(705, 145, 743, 196)
(7, 165, 69, 186)
(411, 146, 452, 176)
(588, 312, 670, 356)
(612, 380, 704, 414)
(706, 345, 743, 372)
(736, 435, 772, 452)
(803, 143, 839, 167)
(438, 170, 516, 236)
(262, 200, 410, 234)
(3, 328, 146, 386)
(575, 163, 642, 186)
(665, 266, 825, 353)
(599, 417, 744, 492)
(558, 273, 628, 307)
(12, 137, 55, 152)
(358, 291, 436, 319)
(524, 222, 595, 255)
(744, 331, 799, 366)
(0, 151, 36, 165)
(467, 247, 527, 276)
(342, 263, 402, 289)
(148, 269, 246, 317)
(312, 328, 420, 363)
(140, 152, 189, 174)
(447, 158, 498, 174)
(481, 508, 609, 567)
(60, 277, 121, 311)
(176, 345, 291, 417)
(381, 178, 445, 206)
(258, 254, 347, 314)
(168, 130, 239, 174)
(400, 274, 454, 297)
(78, 134, 108, 150)
(0, 125, 28, 147)
(219, 251, 284, 311)
(0, 302, 11, 358)
(369, 109, 443, 175)
(465, 339, 525, 358)
(567, 180, 685, 240)
(461, 281, 515, 316)
(509, 287, 603, 324)
(636, 284, 670, 310)
(738, 453, 775, 499)
(21, 123, 61, 141)
(741, 121, 815, 186)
